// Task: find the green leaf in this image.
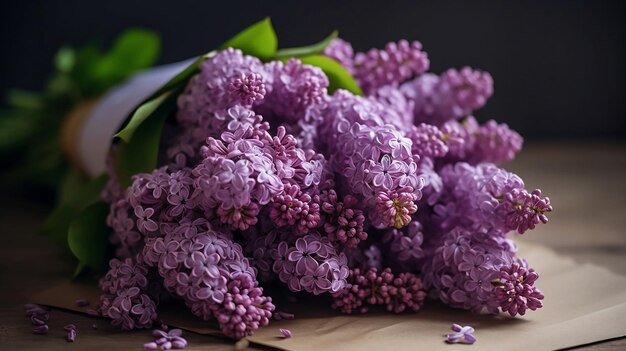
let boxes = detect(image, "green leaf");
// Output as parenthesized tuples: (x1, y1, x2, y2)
(114, 91, 176, 187)
(274, 31, 338, 59)
(115, 90, 172, 142)
(68, 201, 110, 272)
(72, 29, 161, 96)
(220, 17, 277, 60)
(41, 172, 108, 247)
(54, 46, 75, 73)
(298, 55, 363, 95)
(106, 28, 161, 74)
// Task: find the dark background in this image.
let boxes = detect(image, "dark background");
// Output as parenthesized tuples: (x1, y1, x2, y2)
(1, 0, 624, 139)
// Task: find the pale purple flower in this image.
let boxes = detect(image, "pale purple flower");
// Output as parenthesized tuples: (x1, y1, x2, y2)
(354, 39, 429, 93)
(66, 328, 77, 342)
(148, 328, 188, 350)
(446, 324, 476, 344)
(288, 238, 322, 275)
(33, 325, 49, 334)
(134, 206, 159, 233)
(495, 262, 544, 316)
(300, 262, 332, 295)
(279, 328, 292, 338)
(229, 72, 266, 106)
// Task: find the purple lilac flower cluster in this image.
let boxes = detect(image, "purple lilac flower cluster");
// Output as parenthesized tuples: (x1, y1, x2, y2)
(99, 37, 552, 338)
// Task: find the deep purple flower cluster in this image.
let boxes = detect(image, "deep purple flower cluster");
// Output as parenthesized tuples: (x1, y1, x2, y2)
(332, 267, 426, 314)
(100, 36, 552, 338)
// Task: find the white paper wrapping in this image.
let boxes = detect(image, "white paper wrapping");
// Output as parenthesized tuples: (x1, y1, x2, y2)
(78, 58, 196, 177)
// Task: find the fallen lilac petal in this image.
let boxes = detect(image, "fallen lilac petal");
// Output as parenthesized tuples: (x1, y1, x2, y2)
(160, 321, 169, 331)
(67, 329, 77, 342)
(464, 333, 476, 344)
(144, 342, 158, 350)
(171, 339, 187, 349)
(168, 329, 183, 337)
(153, 329, 169, 338)
(279, 328, 292, 338)
(33, 325, 49, 334)
(86, 309, 100, 317)
(155, 337, 168, 345)
(160, 341, 172, 350)
(445, 324, 476, 344)
(31, 316, 46, 325)
(75, 299, 90, 307)
(63, 324, 77, 331)
(92, 324, 98, 329)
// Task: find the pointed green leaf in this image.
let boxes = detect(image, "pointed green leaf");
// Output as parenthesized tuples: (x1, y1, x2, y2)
(115, 90, 172, 142)
(220, 17, 277, 60)
(68, 202, 110, 271)
(73, 28, 161, 96)
(298, 55, 363, 95)
(274, 31, 338, 59)
(41, 172, 108, 247)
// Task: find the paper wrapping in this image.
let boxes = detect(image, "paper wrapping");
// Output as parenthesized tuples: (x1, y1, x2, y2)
(32, 241, 626, 350)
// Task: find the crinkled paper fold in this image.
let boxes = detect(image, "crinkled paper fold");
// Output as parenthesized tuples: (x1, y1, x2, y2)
(33, 242, 626, 350)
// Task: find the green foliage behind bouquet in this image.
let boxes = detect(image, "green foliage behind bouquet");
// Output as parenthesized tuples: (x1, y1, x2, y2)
(0, 28, 161, 192)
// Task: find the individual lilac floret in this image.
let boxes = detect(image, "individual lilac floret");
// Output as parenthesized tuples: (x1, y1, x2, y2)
(446, 324, 476, 344)
(144, 328, 188, 350)
(401, 67, 493, 126)
(321, 190, 367, 247)
(228, 72, 266, 106)
(64, 324, 77, 342)
(323, 38, 354, 72)
(354, 40, 429, 93)
(279, 328, 292, 338)
(495, 262, 544, 316)
(33, 325, 49, 334)
(332, 267, 426, 314)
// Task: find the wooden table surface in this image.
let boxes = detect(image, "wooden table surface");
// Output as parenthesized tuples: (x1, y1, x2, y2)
(1, 141, 624, 350)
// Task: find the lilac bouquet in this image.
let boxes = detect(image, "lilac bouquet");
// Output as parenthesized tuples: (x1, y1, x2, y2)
(93, 19, 552, 339)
